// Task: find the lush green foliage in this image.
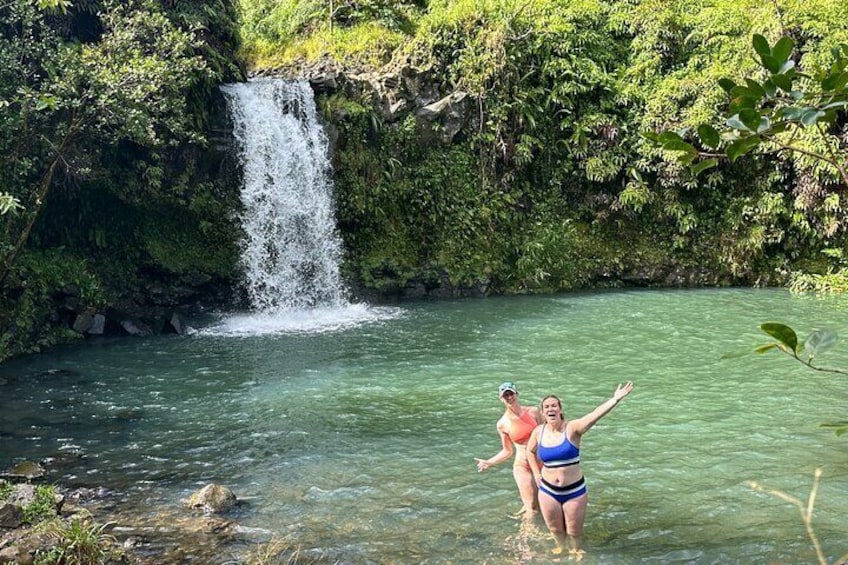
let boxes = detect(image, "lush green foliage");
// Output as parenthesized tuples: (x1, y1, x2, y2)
(237, 0, 424, 68)
(0, 482, 58, 523)
(316, 0, 844, 291)
(0, 0, 243, 361)
(0, 249, 103, 360)
(22, 484, 59, 524)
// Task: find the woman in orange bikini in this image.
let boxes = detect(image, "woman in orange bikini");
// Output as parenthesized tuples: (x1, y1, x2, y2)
(475, 382, 543, 519)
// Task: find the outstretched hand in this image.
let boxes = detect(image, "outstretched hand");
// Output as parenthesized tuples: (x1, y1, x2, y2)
(613, 381, 633, 401)
(474, 457, 490, 472)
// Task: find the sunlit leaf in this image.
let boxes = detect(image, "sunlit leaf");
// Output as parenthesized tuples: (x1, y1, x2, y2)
(658, 131, 684, 144)
(781, 106, 804, 121)
(800, 109, 826, 126)
(726, 115, 750, 131)
(754, 343, 779, 354)
(778, 60, 796, 74)
(822, 100, 848, 110)
(760, 322, 798, 352)
(729, 95, 757, 113)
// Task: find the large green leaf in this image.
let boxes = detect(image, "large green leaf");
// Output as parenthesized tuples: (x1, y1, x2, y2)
(744, 79, 766, 100)
(718, 78, 737, 93)
(772, 72, 794, 92)
(727, 136, 760, 161)
(761, 54, 781, 74)
(658, 131, 684, 144)
(772, 36, 795, 64)
(761, 322, 798, 352)
(690, 158, 717, 175)
(822, 71, 848, 91)
(696, 124, 721, 148)
(738, 108, 762, 131)
(752, 34, 771, 59)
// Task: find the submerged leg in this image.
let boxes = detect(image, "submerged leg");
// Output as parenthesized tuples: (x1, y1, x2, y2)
(563, 492, 588, 558)
(538, 488, 568, 552)
(513, 462, 539, 519)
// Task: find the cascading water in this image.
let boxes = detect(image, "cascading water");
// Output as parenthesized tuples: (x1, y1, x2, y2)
(212, 78, 400, 334)
(222, 78, 345, 311)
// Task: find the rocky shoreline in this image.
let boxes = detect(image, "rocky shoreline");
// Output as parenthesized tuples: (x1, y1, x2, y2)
(1, 462, 276, 565)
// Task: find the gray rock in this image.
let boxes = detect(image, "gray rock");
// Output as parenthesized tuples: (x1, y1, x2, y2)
(88, 314, 106, 335)
(0, 501, 23, 529)
(182, 483, 238, 514)
(5, 461, 44, 480)
(72, 312, 93, 334)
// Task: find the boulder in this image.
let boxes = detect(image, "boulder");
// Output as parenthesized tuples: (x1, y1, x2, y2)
(0, 501, 23, 529)
(3, 461, 45, 481)
(182, 484, 238, 514)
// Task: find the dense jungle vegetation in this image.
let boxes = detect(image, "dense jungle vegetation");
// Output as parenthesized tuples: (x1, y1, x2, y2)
(241, 0, 848, 295)
(2, 0, 848, 361)
(0, 0, 244, 360)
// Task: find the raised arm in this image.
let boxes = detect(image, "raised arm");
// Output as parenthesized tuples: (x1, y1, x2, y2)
(475, 421, 515, 472)
(569, 382, 633, 438)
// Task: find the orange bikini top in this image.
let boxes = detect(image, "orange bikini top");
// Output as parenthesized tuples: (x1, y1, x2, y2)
(507, 409, 538, 444)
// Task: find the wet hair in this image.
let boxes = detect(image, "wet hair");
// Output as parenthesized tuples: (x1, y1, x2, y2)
(539, 394, 562, 410)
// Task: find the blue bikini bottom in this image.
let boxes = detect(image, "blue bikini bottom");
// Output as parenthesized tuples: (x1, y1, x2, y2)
(539, 476, 587, 504)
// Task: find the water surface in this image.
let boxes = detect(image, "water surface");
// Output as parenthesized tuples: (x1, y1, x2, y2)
(1, 288, 847, 564)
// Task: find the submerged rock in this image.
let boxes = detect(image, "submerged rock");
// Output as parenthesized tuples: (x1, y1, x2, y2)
(2, 461, 45, 481)
(182, 483, 238, 514)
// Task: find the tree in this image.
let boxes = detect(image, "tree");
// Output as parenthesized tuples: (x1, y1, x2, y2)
(645, 34, 848, 186)
(0, 0, 213, 285)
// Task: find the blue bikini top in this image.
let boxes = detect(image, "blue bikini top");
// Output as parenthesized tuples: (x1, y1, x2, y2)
(537, 424, 580, 468)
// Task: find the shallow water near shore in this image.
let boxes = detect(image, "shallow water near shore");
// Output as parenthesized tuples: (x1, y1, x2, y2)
(2, 288, 847, 564)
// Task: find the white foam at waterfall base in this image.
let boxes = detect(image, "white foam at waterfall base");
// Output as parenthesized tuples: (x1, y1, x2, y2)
(212, 78, 398, 334)
(198, 303, 405, 337)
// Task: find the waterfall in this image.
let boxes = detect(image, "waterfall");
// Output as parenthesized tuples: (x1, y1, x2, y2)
(221, 78, 346, 312)
(209, 78, 401, 336)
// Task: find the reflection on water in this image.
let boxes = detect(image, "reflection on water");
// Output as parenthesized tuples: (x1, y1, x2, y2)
(1, 288, 847, 563)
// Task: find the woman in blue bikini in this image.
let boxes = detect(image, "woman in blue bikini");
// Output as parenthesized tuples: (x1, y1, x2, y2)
(526, 381, 633, 556)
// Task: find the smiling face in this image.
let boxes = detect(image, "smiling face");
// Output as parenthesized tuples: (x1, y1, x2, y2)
(541, 395, 563, 421)
(500, 389, 517, 406)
